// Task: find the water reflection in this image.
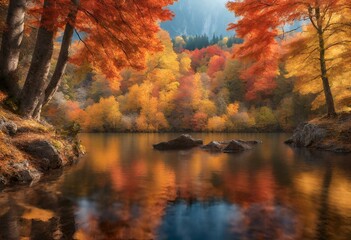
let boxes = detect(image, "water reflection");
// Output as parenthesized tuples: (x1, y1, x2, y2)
(0, 172, 76, 240)
(0, 133, 351, 239)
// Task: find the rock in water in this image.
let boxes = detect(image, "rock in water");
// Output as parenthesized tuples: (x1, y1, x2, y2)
(223, 140, 252, 153)
(285, 123, 327, 147)
(201, 141, 225, 152)
(153, 134, 203, 150)
(285, 113, 351, 152)
(237, 139, 262, 145)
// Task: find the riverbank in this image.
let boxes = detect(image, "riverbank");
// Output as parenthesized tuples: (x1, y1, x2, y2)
(0, 105, 84, 188)
(285, 112, 351, 153)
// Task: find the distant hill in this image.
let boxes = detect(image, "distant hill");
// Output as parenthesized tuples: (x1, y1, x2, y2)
(161, 0, 235, 38)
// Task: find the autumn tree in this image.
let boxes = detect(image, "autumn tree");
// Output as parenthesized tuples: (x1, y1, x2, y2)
(227, 0, 351, 116)
(16, 0, 176, 118)
(19, 0, 61, 118)
(285, 23, 351, 112)
(35, 0, 80, 119)
(0, 0, 27, 97)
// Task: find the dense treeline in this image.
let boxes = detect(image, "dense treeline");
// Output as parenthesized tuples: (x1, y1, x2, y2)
(43, 31, 317, 132)
(173, 35, 243, 52)
(1, 0, 350, 133)
(0, 0, 176, 119)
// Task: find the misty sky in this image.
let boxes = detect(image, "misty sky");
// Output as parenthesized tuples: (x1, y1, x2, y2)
(161, 0, 235, 38)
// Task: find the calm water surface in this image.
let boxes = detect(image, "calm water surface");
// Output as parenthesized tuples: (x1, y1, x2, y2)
(1, 133, 351, 240)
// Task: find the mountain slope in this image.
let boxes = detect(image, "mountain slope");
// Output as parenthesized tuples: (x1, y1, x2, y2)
(161, 0, 235, 38)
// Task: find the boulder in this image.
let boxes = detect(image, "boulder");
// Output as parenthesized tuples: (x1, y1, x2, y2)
(223, 140, 252, 153)
(153, 134, 203, 150)
(220, 139, 262, 145)
(9, 160, 41, 183)
(19, 140, 63, 170)
(0, 117, 17, 136)
(237, 139, 262, 145)
(285, 123, 327, 147)
(201, 141, 224, 152)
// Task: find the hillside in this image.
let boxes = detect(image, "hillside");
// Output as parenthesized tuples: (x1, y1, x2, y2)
(0, 100, 83, 188)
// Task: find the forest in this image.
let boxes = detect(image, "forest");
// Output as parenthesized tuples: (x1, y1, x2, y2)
(1, 0, 350, 133)
(1, 0, 351, 239)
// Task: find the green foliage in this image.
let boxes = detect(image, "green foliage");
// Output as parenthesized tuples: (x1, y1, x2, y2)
(254, 106, 278, 130)
(172, 34, 243, 52)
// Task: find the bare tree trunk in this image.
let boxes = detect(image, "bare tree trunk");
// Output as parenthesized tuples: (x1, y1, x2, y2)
(32, 0, 79, 120)
(0, 0, 27, 98)
(318, 33, 336, 117)
(19, 0, 55, 118)
(315, 7, 337, 117)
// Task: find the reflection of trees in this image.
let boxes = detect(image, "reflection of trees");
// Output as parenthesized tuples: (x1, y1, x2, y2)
(232, 203, 298, 239)
(68, 134, 284, 239)
(2, 134, 351, 239)
(0, 176, 77, 240)
(0, 197, 20, 240)
(315, 162, 333, 240)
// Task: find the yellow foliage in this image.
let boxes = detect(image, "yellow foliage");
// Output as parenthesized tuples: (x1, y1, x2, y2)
(198, 99, 217, 117)
(227, 102, 240, 116)
(179, 53, 192, 74)
(285, 12, 351, 112)
(207, 116, 227, 131)
(83, 96, 122, 131)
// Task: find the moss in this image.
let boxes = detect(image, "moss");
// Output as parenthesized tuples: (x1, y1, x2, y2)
(0, 105, 82, 187)
(51, 139, 64, 151)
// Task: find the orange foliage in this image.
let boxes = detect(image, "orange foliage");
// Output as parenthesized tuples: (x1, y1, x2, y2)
(227, 0, 349, 100)
(207, 55, 226, 78)
(191, 112, 208, 131)
(190, 45, 228, 72)
(207, 116, 226, 131)
(69, 0, 176, 90)
(0, 91, 7, 102)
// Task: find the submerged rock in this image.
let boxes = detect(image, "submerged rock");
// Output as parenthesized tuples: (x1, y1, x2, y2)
(223, 140, 252, 153)
(153, 134, 203, 150)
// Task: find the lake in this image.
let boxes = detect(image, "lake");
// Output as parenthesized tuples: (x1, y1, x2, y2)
(1, 133, 351, 240)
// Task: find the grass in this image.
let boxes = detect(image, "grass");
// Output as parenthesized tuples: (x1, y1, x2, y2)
(0, 95, 81, 186)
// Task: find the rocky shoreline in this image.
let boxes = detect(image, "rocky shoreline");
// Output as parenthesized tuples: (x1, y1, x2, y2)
(0, 107, 84, 188)
(285, 112, 351, 153)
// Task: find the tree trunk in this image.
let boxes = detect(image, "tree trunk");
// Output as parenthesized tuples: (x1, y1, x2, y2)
(0, 0, 27, 97)
(315, 7, 337, 117)
(317, 32, 336, 117)
(32, 0, 79, 120)
(19, 0, 55, 118)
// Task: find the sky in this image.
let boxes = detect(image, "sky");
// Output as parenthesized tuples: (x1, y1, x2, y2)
(161, 0, 235, 38)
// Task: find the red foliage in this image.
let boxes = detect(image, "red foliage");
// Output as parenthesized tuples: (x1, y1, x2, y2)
(71, 0, 176, 83)
(190, 45, 227, 71)
(191, 112, 208, 131)
(227, 0, 347, 100)
(207, 55, 226, 78)
(29, 0, 176, 89)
